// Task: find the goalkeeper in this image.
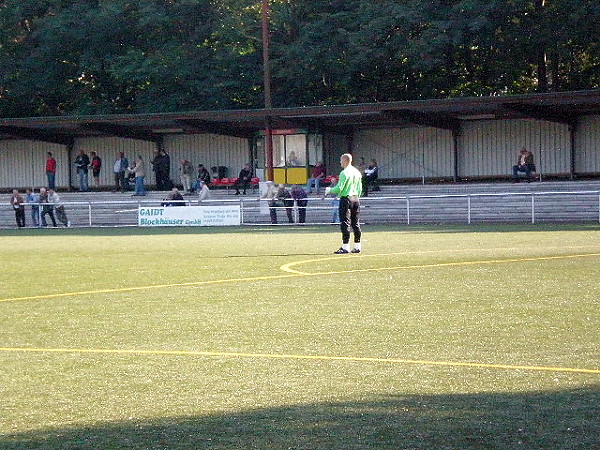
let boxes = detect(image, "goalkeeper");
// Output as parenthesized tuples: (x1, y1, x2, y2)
(325, 153, 363, 254)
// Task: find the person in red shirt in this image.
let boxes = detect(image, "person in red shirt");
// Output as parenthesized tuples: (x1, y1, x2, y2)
(90, 151, 102, 189)
(45, 152, 57, 189)
(305, 161, 326, 194)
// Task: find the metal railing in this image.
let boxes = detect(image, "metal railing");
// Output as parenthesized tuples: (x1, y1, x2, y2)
(2, 190, 600, 228)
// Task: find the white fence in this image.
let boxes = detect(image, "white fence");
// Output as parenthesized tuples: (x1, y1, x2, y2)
(2, 191, 600, 228)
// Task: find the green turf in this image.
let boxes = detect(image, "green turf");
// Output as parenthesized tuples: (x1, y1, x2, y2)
(1, 224, 599, 449)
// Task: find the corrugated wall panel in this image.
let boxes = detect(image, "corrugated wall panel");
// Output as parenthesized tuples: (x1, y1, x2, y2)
(74, 137, 157, 188)
(353, 127, 454, 179)
(576, 115, 600, 173)
(2, 116, 599, 190)
(323, 133, 349, 171)
(0, 140, 67, 189)
(459, 119, 571, 177)
(163, 134, 250, 181)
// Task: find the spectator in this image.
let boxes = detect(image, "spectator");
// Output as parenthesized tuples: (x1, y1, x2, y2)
(261, 181, 278, 224)
(262, 182, 293, 224)
(10, 189, 26, 228)
(26, 188, 40, 227)
(113, 152, 129, 193)
(74, 150, 90, 192)
(512, 147, 535, 182)
(234, 163, 253, 195)
(151, 150, 171, 190)
(364, 158, 379, 194)
(90, 151, 102, 189)
(286, 151, 301, 166)
(197, 180, 211, 202)
(179, 159, 194, 194)
(329, 177, 340, 223)
(161, 150, 172, 189)
(49, 189, 70, 227)
(151, 150, 162, 189)
(46, 152, 57, 189)
(291, 185, 308, 223)
(130, 155, 146, 196)
(275, 184, 294, 223)
(39, 187, 57, 227)
(194, 164, 211, 191)
(162, 188, 185, 206)
(305, 161, 326, 194)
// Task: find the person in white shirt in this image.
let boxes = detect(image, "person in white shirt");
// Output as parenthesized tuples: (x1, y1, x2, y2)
(197, 181, 210, 201)
(48, 189, 70, 227)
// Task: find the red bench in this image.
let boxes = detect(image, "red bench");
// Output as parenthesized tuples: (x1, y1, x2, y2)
(211, 177, 260, 191)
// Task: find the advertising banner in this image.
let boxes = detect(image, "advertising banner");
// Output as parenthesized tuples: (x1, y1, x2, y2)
(138, 205, 241, 227)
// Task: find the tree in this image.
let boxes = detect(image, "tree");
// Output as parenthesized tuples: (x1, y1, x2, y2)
(0, 0, 597, 116)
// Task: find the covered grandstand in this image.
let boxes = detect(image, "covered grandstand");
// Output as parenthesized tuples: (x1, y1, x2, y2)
(1, 90, 600, 192)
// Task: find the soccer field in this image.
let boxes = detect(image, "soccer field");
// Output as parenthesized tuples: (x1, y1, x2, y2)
(1, 224, 599, 449)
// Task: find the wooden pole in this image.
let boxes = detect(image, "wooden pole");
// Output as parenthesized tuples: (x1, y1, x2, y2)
(262, 0, 274, 181)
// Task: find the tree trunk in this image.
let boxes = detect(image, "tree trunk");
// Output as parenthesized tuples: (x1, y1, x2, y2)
(535, 0, 548, 91)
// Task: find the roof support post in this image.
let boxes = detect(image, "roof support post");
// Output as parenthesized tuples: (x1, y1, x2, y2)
(155, 135, 165, 153)
(66, 141, 74, 192)
(570, 120, 578, 180)
(347, 130, 354, 155)
(265, 118, 274, 181)
(261, 0, 274, 182)
(261, 0, 272, 111)
(452, 128, 460, 183)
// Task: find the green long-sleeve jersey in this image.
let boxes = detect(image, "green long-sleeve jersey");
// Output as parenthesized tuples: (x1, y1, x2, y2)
(330, 164, 363, 197)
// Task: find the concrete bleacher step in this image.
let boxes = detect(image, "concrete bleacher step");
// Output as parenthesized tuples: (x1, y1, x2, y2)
(3, 181, 600, 227)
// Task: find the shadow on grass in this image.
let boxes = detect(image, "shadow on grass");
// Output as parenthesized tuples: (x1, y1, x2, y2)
(2, 386, 599, 449)
(1, 223, 600, 237)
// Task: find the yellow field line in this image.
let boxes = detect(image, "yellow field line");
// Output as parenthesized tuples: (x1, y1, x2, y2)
(2, 252, 600, 303)
(0, 346, 598, 374)
(279, 252, 600, 275)
(0, 273, 302, 303)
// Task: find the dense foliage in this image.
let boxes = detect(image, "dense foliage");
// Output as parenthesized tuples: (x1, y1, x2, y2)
(0, 0, 598, 116)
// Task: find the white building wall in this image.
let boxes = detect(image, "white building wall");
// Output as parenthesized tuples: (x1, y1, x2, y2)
(73, 137, 158, 187)
(459, 119, 571, 177)
(1, 115, 600, 190)
(576, 115, 600, 174)
(163, 134, 250, 181)
(353, 127, 454, 179)
(0, 140, 68, 189)
(323, 133, 349, 171)
(73, 134, 250, 188)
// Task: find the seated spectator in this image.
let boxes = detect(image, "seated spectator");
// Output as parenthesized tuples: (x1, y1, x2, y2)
(305, 161, 326, 194)
(162, 188, 186, 206)
(234, 163, 253, 195)
(512, 147, 535, 182)
(286, 151, 301, 167)
(194, 164, 211, 191)
(364, 159, 379, 195)
(197, 180, 210, 202)
(291, 185, 308, 223)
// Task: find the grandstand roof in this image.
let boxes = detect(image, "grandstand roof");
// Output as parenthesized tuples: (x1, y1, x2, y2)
(0, 90, 599, 144)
